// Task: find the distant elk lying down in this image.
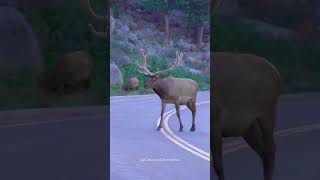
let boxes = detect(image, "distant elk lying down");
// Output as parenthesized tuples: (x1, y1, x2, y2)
(211, 52, 281, 180)
(137, 49, 199, 132)
(122, 77, 139, 91)
(39, 50, 93, 94)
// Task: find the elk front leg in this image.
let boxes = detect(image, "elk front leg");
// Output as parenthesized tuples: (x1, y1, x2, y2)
(175, 103, 183, 132)
(157, 101, 166, 131)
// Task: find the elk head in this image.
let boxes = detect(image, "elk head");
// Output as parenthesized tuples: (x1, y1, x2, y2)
(82, 0, 108, 39)
(136, 49, 183, 89)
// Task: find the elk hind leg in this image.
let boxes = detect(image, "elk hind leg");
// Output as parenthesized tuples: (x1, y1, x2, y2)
(212, 124, 224, 180)
(243, 119, 275, 180)
(258, 117, 276, 180)
(175, 103, 183, 132)
(186, 100, 196, 131)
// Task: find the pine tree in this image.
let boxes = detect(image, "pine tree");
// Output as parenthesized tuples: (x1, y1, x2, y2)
(140, 0, 209, 46)
(140, 0, 189, 43)
(185, 0, 210, 47)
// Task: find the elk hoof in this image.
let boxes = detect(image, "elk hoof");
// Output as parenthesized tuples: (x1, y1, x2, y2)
(190, 125, 196, 132)
(179, 127, 183, 132)
(157, 126, 162, 131)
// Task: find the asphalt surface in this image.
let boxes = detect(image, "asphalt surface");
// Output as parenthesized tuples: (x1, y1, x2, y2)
(110, 91, 210, 180)
(0, 106, 108, 180)
(215, 93, 320, 180)
(0, 92, 319, 180)
(112, 92, 320, 180)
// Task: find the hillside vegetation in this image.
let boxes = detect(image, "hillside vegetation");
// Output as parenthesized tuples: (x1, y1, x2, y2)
(213, 16, 320, 93)
(0, 0, 107, 110)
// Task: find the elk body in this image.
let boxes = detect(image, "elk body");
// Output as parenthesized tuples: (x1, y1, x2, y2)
(211, 52, 281, 180)
(137, 50, 199, 132)
(39, 50, 93, 94)
(122, 77, 139, 91)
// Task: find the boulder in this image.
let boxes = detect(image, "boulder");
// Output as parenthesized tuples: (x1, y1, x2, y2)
(0, 6, 43, 80)
(110, 63, 123, 86)
(114, 55, 131, 66)
(176, 39, 193, 51)
(129, 20, 138, 31)
(110, 15, 115, 34)
(128, 32, 138, 45)
(183, 67, 202, 75)
(202, 51, 210, 63)
(184, 54, 203, 65)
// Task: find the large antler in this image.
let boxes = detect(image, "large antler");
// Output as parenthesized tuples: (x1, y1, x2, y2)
(82, 0, 108, 39)
(136, 49, 182, 76)
(153, 51, 182, 76)
(136, 49, 154, 76)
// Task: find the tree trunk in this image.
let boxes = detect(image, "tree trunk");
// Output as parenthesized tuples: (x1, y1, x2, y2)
(110, 6, 113, 17)
(120, 0, 127, 13)
(187, 9, 192, 39)
(164, 13, 170, 43)
(195, 21, 204, 47)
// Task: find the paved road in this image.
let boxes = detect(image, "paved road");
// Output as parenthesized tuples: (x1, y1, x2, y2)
(0, 106, 108, 180)
(112, 92, 320, 180)
(110, 91, 210, 180)
(214, 93, 320, 180)
(1, 92, 318, 180)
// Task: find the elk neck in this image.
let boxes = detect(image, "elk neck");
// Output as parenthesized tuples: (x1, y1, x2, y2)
(152, 80, 166, 99)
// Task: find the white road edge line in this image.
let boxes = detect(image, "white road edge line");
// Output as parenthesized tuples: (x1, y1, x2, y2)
(110, 91, 210, 103)
(164, 101, 211, 157)
(157, 101, 211, 161)
(110, 97, 155, 103)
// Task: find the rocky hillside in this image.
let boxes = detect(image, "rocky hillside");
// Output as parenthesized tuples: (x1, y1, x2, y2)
(110, 4, 210, 95)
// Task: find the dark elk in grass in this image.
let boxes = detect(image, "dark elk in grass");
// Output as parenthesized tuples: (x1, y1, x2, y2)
(122, 77, 139, 92)
(211, 52, 281, 180)
(137, 49, 199, 132)
(38, 51, 93, 95)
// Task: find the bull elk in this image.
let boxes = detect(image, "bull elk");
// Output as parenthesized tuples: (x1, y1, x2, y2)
(211, 52, 281, 180)
(82, 0, 107, 39)
(137, 49, 199, 132)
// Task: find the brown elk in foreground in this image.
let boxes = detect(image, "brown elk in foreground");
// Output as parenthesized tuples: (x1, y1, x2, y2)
(82, 0, 107, 39)
(211, 52, 281, 180)
(137, 49, 199, 132)
(122, 77, 139, 91)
